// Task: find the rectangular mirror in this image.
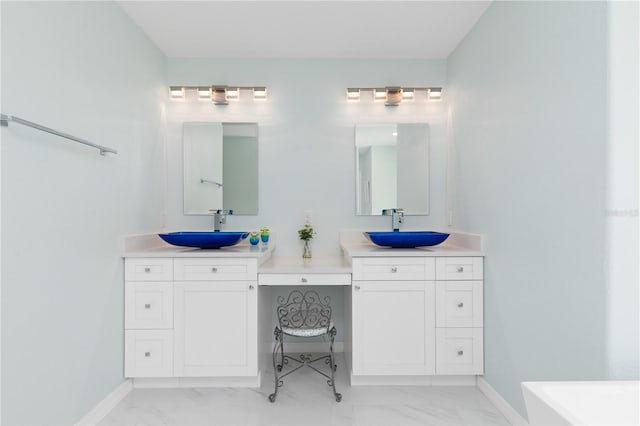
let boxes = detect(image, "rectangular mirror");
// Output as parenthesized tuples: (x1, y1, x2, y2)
(355, 123, 429, 215)
(183, 122, 258, 215)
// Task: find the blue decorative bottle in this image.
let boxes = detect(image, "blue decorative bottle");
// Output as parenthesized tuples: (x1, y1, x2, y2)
(260, 227, 270, 243)
(249, 232, 260, 245)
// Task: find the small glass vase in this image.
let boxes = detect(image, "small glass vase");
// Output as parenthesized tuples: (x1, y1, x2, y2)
(302, 240, 312, 259)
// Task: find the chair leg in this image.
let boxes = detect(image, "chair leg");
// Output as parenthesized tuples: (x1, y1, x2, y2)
(328, 326, 342, 402)
(268, 327, 284, 402)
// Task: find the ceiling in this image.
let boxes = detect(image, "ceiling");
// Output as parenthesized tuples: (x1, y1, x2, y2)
(117, 1, 492, 59)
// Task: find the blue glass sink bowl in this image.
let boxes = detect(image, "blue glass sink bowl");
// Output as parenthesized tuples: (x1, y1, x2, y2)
(364, 231, 450, 248)
(158, 232, 249, 249)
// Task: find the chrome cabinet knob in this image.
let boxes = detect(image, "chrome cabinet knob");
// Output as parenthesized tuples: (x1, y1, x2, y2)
(457, 302, 464, 308)
(144, 267, 151, 273)
(249, 284, 255, 290)
(391, 266, 398, 273)
(457, 350, 464, 356)
(354, 285, 361, 290)
(144, 303, 151, 309)
(301, 277, 308, 283)
(144, 352, 151, 357)
(456, 266, 464, 272)
(211, 267, 218, 273)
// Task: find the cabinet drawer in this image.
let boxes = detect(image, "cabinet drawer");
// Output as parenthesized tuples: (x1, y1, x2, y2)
(125, 258, 173, 281)
(435, 257, 483, 280)
(436, 281, 483, 327)
(258, 273, 351, 286)
(352, 257, 435, 281)
(174, 258, 257, 281)
(124, 330, 173, 378)
(125, 282, 173, 329)
(436, 328, 483, 375)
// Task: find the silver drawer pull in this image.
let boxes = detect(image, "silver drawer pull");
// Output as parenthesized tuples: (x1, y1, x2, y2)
(456, 266, 464, 273)
(211, 267, 218, 273)
(144, 267, 151, 273)
(391, 266, 398, 273)
(457, 350, 464, 356)
(144, 303, 151, 309)
(249, 284, 255, 290)
(144, 352, 151, 357)
(301, 277, 308, 283)
(457, 302, 464, 308)
(354, 285, 361, 290)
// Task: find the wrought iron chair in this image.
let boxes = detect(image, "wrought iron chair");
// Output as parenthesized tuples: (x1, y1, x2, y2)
(268, 290, 342, 402)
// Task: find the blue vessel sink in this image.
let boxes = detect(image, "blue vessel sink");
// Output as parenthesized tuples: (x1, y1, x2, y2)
(364, 231, 450, 248)
(158, 232, 249, 249)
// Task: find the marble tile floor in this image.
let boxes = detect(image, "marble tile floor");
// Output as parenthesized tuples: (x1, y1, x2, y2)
(100, 355, 511, 426)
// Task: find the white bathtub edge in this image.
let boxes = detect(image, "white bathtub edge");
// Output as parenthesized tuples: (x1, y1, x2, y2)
(478, 377, 529, 425)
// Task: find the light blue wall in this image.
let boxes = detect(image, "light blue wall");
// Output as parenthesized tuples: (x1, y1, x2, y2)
(1, 2, 167, 424)
(605, 0, 639, 380)
(166, 59, 449, 255)
(447, 1, 612, 418)
(167, 59, 449, 345)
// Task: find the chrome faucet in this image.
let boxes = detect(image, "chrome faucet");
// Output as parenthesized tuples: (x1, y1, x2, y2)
(209, 209, 233, 231)
(382, 208, 404, 231)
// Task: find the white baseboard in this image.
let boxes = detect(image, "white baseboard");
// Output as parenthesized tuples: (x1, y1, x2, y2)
(477, 377, 529, 425)
(351, 374, 477, 386)
(133, 373, 261, 389)
(75, 379, 133, 425)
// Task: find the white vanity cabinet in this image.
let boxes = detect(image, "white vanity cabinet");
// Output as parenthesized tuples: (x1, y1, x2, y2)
(124, 258, 175, 378)
(173, 258, 257, 377)
(351, 258, 436, 376)
(350, 254, 484, 379)
(434, 257, 484, 375)
(124, 256, 259, 381)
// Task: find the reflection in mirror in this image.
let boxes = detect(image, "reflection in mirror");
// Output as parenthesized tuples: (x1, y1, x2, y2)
(183, 122, 258, 215)
(355, 123, 429, 215)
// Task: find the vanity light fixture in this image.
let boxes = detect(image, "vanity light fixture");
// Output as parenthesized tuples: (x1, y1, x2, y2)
(402, 88, 415, 100)
(346, 86, 443, 105)
(211, 87, 228, 105)
(226, 87, 240, 100)
(374, 88, 387, 101)
(170, 87, 185, 99)
(253, 87, 267, 100)
(169, 85, 268, 104)
(347, 88, 361, 101)
(428, 87, 442, 101)
(197, 87, 211, 100)
(384, 87, 403, 106)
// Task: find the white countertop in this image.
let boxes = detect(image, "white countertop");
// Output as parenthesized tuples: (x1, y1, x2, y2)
(259, 256, 352, 274)
(339, 230, 485, 257)
(122, 233, 275, 262)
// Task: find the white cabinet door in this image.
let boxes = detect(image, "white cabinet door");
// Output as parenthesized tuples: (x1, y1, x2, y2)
(173, 281, 257, 377)
(352, 281, 435, 375)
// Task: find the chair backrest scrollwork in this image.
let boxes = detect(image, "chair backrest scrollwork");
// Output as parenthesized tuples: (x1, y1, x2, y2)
(276, 290, 332, 331)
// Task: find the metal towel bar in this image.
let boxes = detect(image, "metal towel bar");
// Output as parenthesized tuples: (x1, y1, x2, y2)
(0, 113, 117, 155)
(200, 178, 223, 187)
